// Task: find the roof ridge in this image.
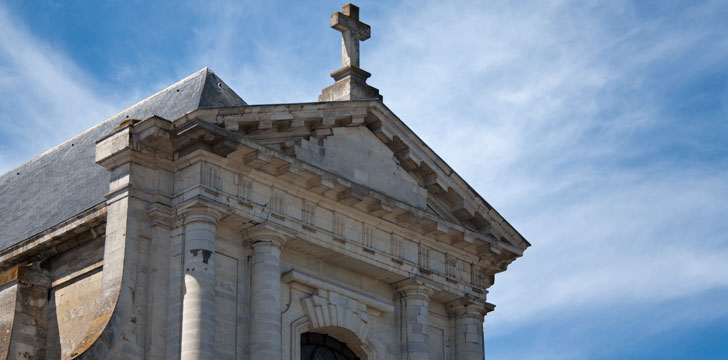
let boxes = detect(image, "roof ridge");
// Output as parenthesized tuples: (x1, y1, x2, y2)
(194, 67, 211, 108)
(113, 67, 209, 120)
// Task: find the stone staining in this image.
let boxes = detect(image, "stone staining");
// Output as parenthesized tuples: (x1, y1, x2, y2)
(446, 254, 458, 279)
(180, 210, 219, 359)
(333, 212, 345, 242)
(390, 233, 404, 262)
(471, 264, 486, 289)
(236, 173, 253, 201)
(302, 200, 316, 232)
(201, 162, 222, 191)
(270, 188, 286, 219)
(362, 223, 374, 249)
(418, 244, 431, 273)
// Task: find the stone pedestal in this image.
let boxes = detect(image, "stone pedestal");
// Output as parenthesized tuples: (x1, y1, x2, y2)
(319, 66, 382, 101)
(448, 298, 495, 360)
(248, 229, 286, 360)
(396, 279, 433, 360)
(180, 208, 220, 360)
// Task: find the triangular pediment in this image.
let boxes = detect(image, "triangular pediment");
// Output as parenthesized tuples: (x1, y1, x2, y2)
(185, 100, 529, 252)
(294, 126, 428, 210)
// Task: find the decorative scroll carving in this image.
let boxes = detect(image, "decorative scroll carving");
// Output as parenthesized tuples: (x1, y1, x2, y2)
(301, 289, 372, 343)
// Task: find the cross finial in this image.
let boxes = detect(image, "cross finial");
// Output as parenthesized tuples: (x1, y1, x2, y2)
(319, 4, 381, 101)
(330, 3, 371, 68)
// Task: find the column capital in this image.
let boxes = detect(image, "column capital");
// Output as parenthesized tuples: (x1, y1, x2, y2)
(177, 202, 224, 225)
(244, 223, 291, 248)
(447, 295, 495, 317)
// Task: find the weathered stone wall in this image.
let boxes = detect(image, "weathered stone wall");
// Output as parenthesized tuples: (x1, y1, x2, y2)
(44, 231, 105, 359)
(295, 127, 427, 209)
(0, 271, 18, 358)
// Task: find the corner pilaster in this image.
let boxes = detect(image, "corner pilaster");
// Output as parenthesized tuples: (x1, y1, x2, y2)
(447, 297, 495, 360)
(395, 277, 435, 360)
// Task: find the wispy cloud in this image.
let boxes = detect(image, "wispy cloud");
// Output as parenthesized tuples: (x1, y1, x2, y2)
(0, 5, 117, 174)
(363, 0, 728, 356)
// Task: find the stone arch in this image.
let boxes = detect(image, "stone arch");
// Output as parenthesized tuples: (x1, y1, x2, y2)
(283, 271, 392, 360)
(301, 330, 363, 359)
(291, 317, 382, 360)
(301, 289, 371, 343)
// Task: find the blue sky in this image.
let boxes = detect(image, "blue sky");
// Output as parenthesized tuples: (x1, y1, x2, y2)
(1, 1, 727, 359)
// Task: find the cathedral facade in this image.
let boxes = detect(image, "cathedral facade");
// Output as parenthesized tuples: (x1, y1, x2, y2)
(0, 4, 528, 360)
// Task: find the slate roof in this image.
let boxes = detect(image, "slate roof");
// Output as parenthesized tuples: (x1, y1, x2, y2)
(0, 68, 246, 251)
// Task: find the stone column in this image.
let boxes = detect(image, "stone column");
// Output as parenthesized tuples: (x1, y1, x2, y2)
(180, 207, 220, 360)
(248, 228, 286, 360)
(396, 278, 433, 360)
(447, 298, 494, 360)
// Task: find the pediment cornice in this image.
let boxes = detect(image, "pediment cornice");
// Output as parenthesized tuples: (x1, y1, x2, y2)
(178, 101, 529, 253)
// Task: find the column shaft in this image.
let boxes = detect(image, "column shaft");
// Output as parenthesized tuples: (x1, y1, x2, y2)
(180, 211, 218, 360)
(249, 237, 283, 360)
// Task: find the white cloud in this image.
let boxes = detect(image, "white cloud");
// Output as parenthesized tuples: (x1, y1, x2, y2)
(0, 5, 116, 174)
(361, 0, 728, 339)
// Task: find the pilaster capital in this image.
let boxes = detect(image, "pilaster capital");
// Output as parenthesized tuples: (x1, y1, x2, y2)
(394, 277, 436, 300)
(148, 203, 175, 228)
(447, 295, 495, 318)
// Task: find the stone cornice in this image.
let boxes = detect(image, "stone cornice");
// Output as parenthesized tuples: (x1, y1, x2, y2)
(282, 270, 394, 314)
(446, 295, 496, 317)
(0, 203, 107, 272)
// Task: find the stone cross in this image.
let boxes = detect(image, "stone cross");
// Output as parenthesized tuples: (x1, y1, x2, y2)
(331, 3, 371, 68)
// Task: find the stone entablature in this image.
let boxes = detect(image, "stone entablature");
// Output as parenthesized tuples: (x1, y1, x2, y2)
(173, 158, 489, 298)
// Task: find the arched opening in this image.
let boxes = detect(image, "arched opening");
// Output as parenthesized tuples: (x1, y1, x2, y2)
(300, 332, 361, 360)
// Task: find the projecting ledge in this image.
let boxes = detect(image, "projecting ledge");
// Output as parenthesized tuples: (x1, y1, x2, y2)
(282, 270, 394, 313)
